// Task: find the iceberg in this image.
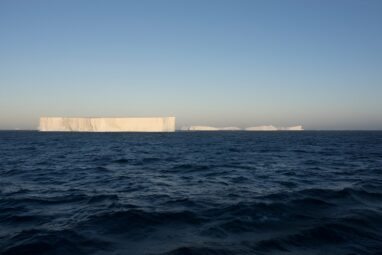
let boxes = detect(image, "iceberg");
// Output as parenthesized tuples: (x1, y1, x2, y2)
(245, 125, 278, 131)
(186, 126, 241, 131)
(245, 125, 304, 131)
(184, 125, 303, 131)
(39, 117, 176, 132)
(281, 125, 304, 131)
(219, 127, 242, 131)
(187, 126, 219, 131)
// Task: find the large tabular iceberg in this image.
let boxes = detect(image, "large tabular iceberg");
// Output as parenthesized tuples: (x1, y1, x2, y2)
(39, 117, 176, 132)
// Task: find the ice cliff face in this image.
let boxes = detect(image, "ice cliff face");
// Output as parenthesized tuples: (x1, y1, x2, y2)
(39, 117, 176, 132)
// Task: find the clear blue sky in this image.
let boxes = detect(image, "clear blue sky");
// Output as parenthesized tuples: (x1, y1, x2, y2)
(1, 0, 381, 130)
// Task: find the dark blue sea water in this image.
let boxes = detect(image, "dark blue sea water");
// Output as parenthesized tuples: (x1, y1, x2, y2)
(1, 131, 382, 255)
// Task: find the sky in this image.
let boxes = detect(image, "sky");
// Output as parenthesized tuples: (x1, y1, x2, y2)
(0, 0, 381, 130)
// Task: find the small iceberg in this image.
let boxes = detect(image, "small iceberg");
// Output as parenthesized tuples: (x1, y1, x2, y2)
(185, 126, 241, 131)
(181, 125, 303, 131)
(245, 125, 304, 131)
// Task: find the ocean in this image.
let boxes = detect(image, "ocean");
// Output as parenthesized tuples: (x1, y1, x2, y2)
(1, 131, 382, 255)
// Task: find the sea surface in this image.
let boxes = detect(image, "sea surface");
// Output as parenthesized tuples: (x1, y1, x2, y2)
(1, 131, 382, 255)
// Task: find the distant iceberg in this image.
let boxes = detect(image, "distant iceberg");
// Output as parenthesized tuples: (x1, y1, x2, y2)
(183, 125, 303, 131)
(219, 127, 242, 131)
(281, 125, 304, 131)
(185, 126, 241, 131)
(245, 125, 304, 131)
(244, 125, 278, 131)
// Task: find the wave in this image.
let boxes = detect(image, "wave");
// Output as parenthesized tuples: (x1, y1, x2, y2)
(1, 229, 110, 255)
(77, 209, 205, 234)
(1, 131, 382, 255)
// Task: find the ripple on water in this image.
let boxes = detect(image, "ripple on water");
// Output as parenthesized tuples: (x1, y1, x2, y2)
(0, 131, 382, 255)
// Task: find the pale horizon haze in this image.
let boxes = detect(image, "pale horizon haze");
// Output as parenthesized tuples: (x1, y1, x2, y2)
(1, 0, 382, 130)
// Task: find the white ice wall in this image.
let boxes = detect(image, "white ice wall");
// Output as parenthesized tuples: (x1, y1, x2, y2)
(39, 117, 176, 132)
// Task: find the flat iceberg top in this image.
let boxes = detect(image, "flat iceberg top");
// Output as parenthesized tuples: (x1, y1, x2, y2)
(39, 117, 176, 132)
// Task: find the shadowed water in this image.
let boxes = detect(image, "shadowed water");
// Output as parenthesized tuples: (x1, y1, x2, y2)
(1, 131, 382, 255)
